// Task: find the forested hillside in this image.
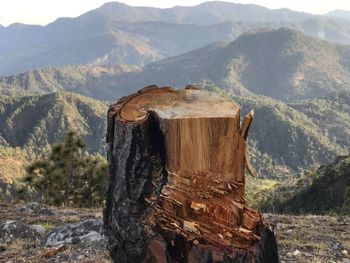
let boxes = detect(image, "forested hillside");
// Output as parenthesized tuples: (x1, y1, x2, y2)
(0, 92, 107, 154)
(1, 88, 349, 182)
(235, 95, 347, 178)
(273, 155, 350, 214)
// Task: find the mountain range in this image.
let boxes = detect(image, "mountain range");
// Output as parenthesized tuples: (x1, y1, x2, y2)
(2, 28, 350, 102)
(1, 1, 350, 213)
(3, 2, 350, 76)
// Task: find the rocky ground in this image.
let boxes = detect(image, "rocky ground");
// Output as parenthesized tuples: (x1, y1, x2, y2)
(0, 202, 110, 262)
(0, 202, 349, 263)
(265, 214, 350, 263)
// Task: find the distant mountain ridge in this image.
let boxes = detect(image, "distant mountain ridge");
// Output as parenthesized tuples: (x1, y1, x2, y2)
(86, 1, 311, 25)
(326, 9, 350, 21)
(4, 1, 350, 76)
(0, 18, 254, 76)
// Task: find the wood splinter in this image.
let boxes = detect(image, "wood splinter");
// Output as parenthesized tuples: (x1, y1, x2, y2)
(104, 85, 279, 262)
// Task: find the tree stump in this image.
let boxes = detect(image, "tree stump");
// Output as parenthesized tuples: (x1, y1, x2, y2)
(104, 85, 278, 263)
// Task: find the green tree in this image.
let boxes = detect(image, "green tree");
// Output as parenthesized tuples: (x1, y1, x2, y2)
(24, 131, 107, 207)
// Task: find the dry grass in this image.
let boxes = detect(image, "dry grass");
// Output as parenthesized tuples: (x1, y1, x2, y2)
(265, 213, 350, 263)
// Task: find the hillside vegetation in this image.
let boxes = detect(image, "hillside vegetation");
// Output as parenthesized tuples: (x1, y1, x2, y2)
(273, 155, 350, 215)
(0, 92, 107, 154)
(234, 95, 347, 178)
(1, 88, 349, 185)
(0, 65, 137, 100)
(289, 91, 350, 148)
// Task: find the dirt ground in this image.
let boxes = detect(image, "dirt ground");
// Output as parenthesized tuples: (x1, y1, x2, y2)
(0, 202, 349, 263)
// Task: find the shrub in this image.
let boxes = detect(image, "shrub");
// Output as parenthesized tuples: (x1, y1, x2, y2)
(24, 131, 107, 207)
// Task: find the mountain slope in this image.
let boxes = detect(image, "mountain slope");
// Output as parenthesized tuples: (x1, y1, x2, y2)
(223, 28, 350, 100)
(289, 91, 350, 149)
(232, 94, 346, 178)
(86, 28, 350, 101)
(0, 65, 139, 100)
(0, 92, 107, 154)
(278, 155, 350, 214)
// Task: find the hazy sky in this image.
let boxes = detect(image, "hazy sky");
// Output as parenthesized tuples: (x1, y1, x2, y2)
(1, 0, 350, 26)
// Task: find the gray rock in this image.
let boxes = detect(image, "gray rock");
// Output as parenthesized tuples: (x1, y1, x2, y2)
(0, 220, 45, 243)
(38, 208, 56, 216)
(276, 223, 285, 230)
(45, 219, 105, 247)
(333, 242, 341, 250)
(30, 224, 46, 235)
(17, 202, 40, 214)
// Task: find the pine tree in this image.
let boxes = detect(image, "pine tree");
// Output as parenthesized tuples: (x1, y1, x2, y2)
(24, 131, 107, 207)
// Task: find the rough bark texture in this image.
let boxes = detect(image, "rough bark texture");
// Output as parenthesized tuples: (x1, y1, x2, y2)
(104, 85, 279, 263)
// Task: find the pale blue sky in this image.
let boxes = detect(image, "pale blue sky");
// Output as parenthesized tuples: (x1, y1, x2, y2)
(1, 0, 350, 26)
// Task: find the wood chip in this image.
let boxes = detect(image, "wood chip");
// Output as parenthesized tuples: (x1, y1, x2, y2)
(41, 244, 66, 258)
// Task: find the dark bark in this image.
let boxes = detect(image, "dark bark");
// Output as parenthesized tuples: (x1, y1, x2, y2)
(104, 114, 152, 262)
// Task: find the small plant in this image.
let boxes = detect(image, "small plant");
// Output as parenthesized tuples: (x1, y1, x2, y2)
(40, 222, 55, 231)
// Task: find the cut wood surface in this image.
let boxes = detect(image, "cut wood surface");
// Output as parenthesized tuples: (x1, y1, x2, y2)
(104, 85, 278, 262)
